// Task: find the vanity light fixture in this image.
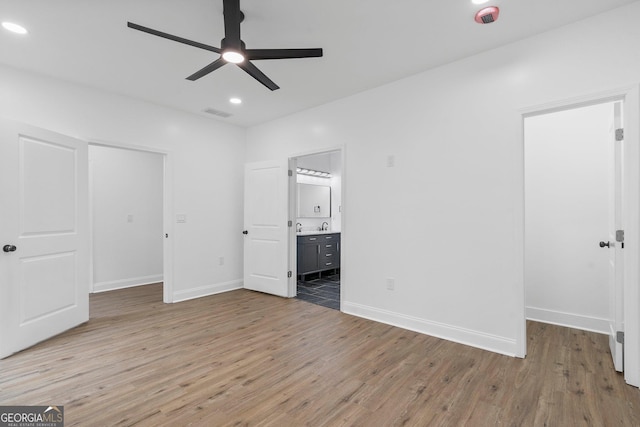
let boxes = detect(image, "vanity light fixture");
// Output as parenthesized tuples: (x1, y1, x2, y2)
(296, 167, 332, 178)
(2, 22, 28, 34)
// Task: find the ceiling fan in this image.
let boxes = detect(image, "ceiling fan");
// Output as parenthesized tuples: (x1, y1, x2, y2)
(127, 0, 323, 91)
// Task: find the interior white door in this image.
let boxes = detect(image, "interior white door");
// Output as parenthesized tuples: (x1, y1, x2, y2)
(0, 119, 89, 359)
(608, 102, 624, 372)
(243, 159, 291, 297)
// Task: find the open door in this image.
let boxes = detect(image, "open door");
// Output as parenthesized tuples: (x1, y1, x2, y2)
(0, 119, 89, 358)
(608, 102, 624, 372)
(243, 159, 292, 297)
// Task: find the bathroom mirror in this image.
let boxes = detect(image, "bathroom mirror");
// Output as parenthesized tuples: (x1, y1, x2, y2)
(297, 184, 331, 218)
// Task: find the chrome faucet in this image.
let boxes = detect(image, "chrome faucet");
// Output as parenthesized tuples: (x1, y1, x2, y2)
(321, 222, 329, 231)
(296, 222, 302, 232)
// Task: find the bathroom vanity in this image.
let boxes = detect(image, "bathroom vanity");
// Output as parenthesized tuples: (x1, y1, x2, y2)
(297, 232, 340, 279)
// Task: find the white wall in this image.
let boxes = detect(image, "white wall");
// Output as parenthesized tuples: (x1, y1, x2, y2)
(90, 145, 164, 292)
(0, 65, 246, 302)
(525, 103, 613, 333)
(246, 2, 640, 356)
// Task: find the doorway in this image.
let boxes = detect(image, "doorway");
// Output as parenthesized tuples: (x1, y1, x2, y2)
(292, 149, 343, 310)
(88, 143, 167, 301)
(524, 100, 624, 370)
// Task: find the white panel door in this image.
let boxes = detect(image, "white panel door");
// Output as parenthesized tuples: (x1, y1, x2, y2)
(243, 159, 291, 297)
(608, 102, 624, 372)
(0, 119, 89, 359)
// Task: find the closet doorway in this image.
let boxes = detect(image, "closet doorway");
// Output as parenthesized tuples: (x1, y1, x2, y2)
(524, 100, 624, 372)
(89, 143, 166, 300)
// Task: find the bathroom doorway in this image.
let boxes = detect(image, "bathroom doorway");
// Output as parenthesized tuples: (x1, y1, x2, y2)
(293, 149, 342, 310)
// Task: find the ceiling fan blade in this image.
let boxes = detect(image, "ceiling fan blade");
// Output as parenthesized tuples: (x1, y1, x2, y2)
(128, 22, 221, 53)
(223, 0, 242, 41)
(245, 48, 323, 60)
(237, 61, 279, 91)
(186, 58, 227, 81)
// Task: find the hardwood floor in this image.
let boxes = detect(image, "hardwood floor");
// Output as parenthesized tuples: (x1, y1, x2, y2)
(1, 283, 639, 426)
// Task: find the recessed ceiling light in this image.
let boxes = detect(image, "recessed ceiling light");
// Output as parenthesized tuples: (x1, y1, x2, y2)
(229, 97, 242, 105)
(2, 22, 28, 35)
(222, 50, 245, 64)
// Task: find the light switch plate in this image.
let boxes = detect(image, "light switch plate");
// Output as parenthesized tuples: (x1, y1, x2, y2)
(386, 278, 395, 290)
(387, 155, 395, 167)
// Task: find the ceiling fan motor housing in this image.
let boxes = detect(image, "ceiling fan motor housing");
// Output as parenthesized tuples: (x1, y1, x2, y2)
(475, 6, 500, 24)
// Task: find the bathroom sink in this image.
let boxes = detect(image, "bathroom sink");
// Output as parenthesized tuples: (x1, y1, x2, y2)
(296, 230, 337, 235)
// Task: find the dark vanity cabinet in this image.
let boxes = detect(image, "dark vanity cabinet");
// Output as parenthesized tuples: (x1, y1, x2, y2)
(297, 233, 340, 279)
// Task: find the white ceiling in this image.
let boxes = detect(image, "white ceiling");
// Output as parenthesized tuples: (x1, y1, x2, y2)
(0, 0, 637, 127)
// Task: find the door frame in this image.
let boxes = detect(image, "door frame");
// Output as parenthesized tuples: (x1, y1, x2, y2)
(289, 146, 345, 307)
(517, 85, 640, 387)
(88, 140, 174, 304)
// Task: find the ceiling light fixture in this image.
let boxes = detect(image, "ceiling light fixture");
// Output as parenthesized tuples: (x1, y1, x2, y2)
(222, 50, 245, 64)
(229, 97, 242, 104)
(2, 22, 28, 34)
(471, 0, 490, 4)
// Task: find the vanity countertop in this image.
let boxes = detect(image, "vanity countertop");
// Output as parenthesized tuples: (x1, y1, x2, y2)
(297, 230, 340, 236)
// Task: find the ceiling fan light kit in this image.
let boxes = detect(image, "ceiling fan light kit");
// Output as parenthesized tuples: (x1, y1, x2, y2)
(475, 6, 500, 24)
(127, 0, 323, 90)
(222, 51, 245, 64)
(2, 21, 28, 34)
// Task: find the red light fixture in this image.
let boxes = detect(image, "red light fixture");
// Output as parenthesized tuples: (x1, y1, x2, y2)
(475, 6, 500, 24)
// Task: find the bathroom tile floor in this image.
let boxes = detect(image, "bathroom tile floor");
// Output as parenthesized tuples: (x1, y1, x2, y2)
(296, 271, 340, 310)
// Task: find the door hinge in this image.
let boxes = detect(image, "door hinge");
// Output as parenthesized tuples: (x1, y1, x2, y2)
(616, 128, 624, 141)
(287, 271, 292, 278)
(288, 220, 293, 227)
(288, 169, 293, 177)
(616, 230, 625, 248)
(617, 331, 625, 344)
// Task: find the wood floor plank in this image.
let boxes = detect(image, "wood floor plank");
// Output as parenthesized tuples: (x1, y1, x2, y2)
(1, 283, 639, 426)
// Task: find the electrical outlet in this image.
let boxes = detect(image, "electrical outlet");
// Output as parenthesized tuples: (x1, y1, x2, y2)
(218, 257, 224, 266)
(127, 214, 133, 223)
(386, 278, 395, 290)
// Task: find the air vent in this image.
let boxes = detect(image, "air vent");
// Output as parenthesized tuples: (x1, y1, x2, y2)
(481, 14, 494, 24)
(202, 107, 232, 118)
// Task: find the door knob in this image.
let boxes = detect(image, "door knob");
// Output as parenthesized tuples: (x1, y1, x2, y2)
(3, 244, 17, 253)
(599, 241, 610, 248)
(242, 230, 248, 235)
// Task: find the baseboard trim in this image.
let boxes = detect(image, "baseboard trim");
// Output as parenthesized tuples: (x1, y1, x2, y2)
(526, 306, 609, 335)
(172, 279, 243, 303)
(93, 275, 163, 293)
(342, 302, 518, 357)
